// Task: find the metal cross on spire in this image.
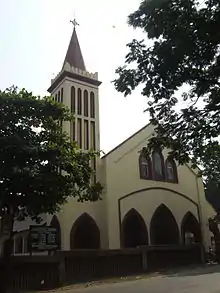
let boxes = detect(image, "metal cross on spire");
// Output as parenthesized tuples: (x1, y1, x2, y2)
(70, 18, 79, 29)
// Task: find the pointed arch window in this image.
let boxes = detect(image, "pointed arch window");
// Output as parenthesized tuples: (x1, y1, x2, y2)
(165, 158, 178, 183)
(139, 153, 152, 180)
(77, 88, 82, 115)
(58, 91, 60, 103)
(152, 150, 165, 181)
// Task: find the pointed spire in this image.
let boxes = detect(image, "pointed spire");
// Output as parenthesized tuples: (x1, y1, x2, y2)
(63, 21, 86, 71)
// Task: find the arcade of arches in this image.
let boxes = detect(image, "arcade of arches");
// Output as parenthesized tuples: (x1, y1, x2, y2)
(50, 208, 201, 250)
(121, 205, 201, 248)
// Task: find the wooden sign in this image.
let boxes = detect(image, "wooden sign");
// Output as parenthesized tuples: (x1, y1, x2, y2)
(29, 225, 58, 252)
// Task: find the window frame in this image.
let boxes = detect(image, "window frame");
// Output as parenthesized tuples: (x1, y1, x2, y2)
(139, 153, 152, 180)
(165, 158, 178, 183)
(152, 150, 165, 181)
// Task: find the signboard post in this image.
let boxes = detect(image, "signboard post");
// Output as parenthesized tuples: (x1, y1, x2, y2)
(29, 225, 58, 253)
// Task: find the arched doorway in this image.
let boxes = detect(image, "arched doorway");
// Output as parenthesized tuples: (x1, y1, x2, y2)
(70, 213, 100, 249)
(150, 204, 179, 245)
(50, 215, 61, 250)
(121, 209, 148, 248)
(181, 212, 201, 244)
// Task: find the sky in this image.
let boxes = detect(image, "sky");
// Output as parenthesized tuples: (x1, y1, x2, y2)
(0, 0, 149, 154)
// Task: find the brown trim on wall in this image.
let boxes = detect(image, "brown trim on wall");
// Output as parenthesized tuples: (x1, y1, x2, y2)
(48, 71, 102, 93)
(119, 187, 199, 206)
(117, 187, 200, 247)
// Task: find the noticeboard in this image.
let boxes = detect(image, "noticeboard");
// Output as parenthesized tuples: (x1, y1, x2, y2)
(29, 225, 58, 252)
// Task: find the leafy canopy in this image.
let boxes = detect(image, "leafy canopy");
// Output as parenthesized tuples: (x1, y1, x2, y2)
(114, 0, 220, 188)
(0, 87, 102, 223)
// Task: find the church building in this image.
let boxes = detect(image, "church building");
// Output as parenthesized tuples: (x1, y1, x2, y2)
(2, 24, 215, 254)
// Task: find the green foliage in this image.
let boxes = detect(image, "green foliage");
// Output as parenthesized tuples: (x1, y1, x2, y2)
(0, 87, 102, 223)
(114, 0, 220, 189)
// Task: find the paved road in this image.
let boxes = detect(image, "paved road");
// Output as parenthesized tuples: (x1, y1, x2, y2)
(69, 266, 220, 293)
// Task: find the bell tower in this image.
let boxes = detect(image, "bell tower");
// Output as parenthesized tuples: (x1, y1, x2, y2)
(46, 20, 108, 251)
(48, 20, 101, 154)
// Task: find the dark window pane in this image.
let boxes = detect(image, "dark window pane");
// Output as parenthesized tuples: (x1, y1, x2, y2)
(84, 90, 88, 117)
(77, 118, 82, 148)
(77, 88, 82, 115)
(84, 119, 89, 150)
(61, 88, 63, 103)
(71, 86, 75, 113)
(90, 92, 95, 118)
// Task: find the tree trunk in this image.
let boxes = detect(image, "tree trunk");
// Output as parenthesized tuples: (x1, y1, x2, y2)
(0, 215, 14, 293)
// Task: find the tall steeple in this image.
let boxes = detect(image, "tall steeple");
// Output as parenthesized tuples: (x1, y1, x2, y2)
(62, 20, 86, 71)
(48, 19, 102, 155)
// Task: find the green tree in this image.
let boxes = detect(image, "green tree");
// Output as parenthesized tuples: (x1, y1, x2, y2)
(0, 87, 102, 249)
(114, 0, 220, 190)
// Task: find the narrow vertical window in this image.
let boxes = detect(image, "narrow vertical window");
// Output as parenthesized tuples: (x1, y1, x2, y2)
(77, 118, 82, 148)
(152, 150, 165, 181)
(84, 120, 89, 150)
(55, 94, 57, 102)
(90, 121, 96, 150)
(58, 91, 60, 103)
(71, 86, 75, 113)
(90, 92, 95, 118)
(61, 88, 63, 103)
(139, 153, 152, 180)
(77, 88, 82, 115)
(72, 121, 75, 141)
(165, 158, 178, 183)
(84, 90, 89, 117)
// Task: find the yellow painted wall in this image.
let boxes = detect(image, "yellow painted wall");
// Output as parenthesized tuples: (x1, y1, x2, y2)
(49, 64, 107, 250)
(102, 124, 214, 250)
(47, 64, 214, 252)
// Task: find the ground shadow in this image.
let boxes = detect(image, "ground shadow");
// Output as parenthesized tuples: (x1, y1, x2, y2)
(159, 263, 220, 278)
